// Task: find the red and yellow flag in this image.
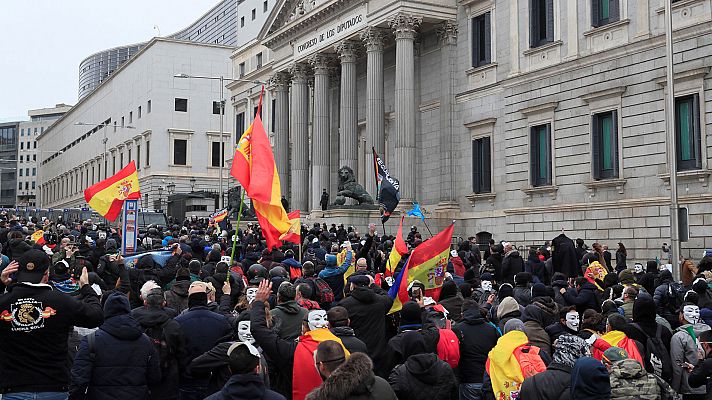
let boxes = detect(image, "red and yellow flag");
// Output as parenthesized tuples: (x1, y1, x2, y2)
(230, 90, 294, 249)
(385, 216, 408, 277)
(84, 161, 140, 222)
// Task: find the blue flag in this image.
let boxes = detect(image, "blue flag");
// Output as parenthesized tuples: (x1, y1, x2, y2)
(406, 202, 425, 222)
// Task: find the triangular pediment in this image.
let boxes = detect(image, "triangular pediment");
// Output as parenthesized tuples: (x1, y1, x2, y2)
(260, 0, 339, 43)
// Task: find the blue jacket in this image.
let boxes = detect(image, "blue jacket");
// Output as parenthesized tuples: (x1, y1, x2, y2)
(318, 251, 353, 301)
(205, 374, 285, 400)
(70, 293, 161, 400)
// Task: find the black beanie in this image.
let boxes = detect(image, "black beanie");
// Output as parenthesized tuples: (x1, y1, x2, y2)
(400, 301, 423, 327)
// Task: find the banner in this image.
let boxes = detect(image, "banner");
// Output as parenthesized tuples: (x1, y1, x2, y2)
(121, 200, 138, 255)
(373, 148, 400, 223)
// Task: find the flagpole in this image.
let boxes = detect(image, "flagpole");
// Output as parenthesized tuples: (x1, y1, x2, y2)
(228, 189, 246, 274)
(372, 147, 380, 200)
(422, 219, 434, 238)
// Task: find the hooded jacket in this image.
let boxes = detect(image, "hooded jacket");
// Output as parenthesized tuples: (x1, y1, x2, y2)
(561, 282, 601, 313)
(570, 357, 611, 400)
(305, 352, 396, 400)
(165, 279, 190, 314)
(330, 326, 368, 354)
(670, 322, 710, 395)
(388, 353, 458, 400)
(318, 251, 353, 301)
(339, 285, 393, 368)
(522, 303, 555, 356)
(453, 308, 500, 384)
(270, 300, 308, 341)
(501, 250, 524, 284)
(519, 362, 572, 400)
(70, 293, 161, 400)
(551, 234, 579, 278)
(205, 374, 286, 400)
(609, 358, 660, 400)
(625, 296, 673, 357)
(437, 280, 464, 321)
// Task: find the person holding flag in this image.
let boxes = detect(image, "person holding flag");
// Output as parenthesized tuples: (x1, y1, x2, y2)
(385, 216, 408, 277)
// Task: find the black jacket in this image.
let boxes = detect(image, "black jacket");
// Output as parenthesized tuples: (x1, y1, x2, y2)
(174, 305, 233, 388)
(561, 282, 601, 313)
(132, 306, 187, 400)
(501, 251, 524, 284)
(164, 280, 190, 314)
(552, 234, 579, 278)
(305, 352, 396, 400)
(388, 353, 458, 400)
(0, 283, 103, 393)
(519, 362, 572, 400)
(70, 294, 161, 400)
(452, 309, 500, 384)
(331, 326, 368, 354)
(205, 374, 286, 400)
(338, 285, 393, 366)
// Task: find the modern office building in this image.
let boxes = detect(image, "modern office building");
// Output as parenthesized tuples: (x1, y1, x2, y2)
(234, 0, 712, 262)
(0, 122, 19, 207)
(38, 38, 235, 213)
(16, 104, 72, 207)
(78, 0, 238, 100)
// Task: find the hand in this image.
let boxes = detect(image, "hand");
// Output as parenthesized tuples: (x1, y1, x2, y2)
(486, 293, 496, 305)
(254, 279, 272, 303)
(65, 247, 76, 258)
(367, 275, 375, 286)
(1, 261, 19, 286)
(346, 242, 352, 251)
(684, 362, 695, 373)
(173, 244, 182, 256)
(223, 280, 231, 296)
(560, 288, 567, 295)
(115, 255, 124, 264)
(79, 267, 89, 288)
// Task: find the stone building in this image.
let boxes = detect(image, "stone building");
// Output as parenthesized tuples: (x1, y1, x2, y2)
(233, 0, 712, 262)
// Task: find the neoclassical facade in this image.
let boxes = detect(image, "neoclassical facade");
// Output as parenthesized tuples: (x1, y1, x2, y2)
(232, 0, 712, 263)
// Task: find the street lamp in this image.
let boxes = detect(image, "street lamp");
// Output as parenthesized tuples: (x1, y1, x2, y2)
(173, 73, 266, 208)
(74, 122, 136, 180)
(190, 177, 196, 192)
(157, 186, 164, 212)
(167, 182, 175, 195)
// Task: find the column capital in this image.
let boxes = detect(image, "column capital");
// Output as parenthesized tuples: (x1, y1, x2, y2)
(289, 62, 311, 84)
(389, 13, 421, 40)
(361, 27, 386, 52)
(309, 53, 336, 74)
(268, 71, 291, 90)
(335, 40, 359, 63)
(437, 20, 458, 45)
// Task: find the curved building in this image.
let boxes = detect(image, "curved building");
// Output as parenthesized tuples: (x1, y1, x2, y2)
(78, 0, 237, 100)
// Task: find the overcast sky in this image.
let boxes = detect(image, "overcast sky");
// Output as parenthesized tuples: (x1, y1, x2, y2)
(0, 0, 220, 122)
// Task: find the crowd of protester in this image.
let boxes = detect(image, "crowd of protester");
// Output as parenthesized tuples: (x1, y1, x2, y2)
(2, 213, 712, 400)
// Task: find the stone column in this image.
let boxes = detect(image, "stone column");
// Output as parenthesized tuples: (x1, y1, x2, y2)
(328, 66, 341, 197)
(270, 71, 291, 198)
(361, 27, 386, 197)
(437, 21, 459, 209)
(390, 14, 421, 203)
(289, 63, 310, 213)
(309, 53, 332, 211)
(335, 40, 359, 178)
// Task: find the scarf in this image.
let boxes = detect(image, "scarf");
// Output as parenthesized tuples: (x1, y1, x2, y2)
(485, 331, 530, 400)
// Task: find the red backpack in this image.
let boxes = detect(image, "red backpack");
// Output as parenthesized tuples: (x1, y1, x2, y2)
(437, 328, 460, 369)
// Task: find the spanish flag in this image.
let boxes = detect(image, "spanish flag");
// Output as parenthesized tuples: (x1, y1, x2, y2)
(230, 90, 294, 250)
(388, 223, 454, 314)
(385, 216, 408, 277)
(84, 161, 140, 222)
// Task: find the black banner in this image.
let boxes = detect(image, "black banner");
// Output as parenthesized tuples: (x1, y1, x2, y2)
(373, 148, 400, 223)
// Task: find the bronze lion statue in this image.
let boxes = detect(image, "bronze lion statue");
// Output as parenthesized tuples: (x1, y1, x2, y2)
(333, 166, 374, 205)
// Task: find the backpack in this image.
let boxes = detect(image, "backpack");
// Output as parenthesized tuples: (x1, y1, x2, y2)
(310, 276, 334, 305)
(652, 373, 681, 400)
(143, 320, 174, 372)
(632, 323, 673, 382)
(436, 328, 460, 368)
(513, 345, 547, 378)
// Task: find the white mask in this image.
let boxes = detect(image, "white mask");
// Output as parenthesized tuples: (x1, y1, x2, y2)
(307, 310, 328, 331)
(246, 288, 258, 304)
(237, 321, 255, 344)
(98, 231, 106, 239)
(204, 235, 211, 242)
(634, 264, 643, 274)
(683, 305, 700, 325)
(565, 311, 580, 331)
(481, 281, 492, 292)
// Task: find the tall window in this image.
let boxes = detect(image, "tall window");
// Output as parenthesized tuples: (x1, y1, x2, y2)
(253, 106, 262, 119)
(138, 106, 142, 118)
(592, 111, 618, 179)
(121, 116, 125, 127)
(129, 111, 133, 123)
(251, 9, 256, 20)
(174, 139, 188, 165)
(147, 100, 152, 113)
(263, 1, 268, 12)
(471, 12, 492, 67)
(145, 140, 150, 167)
(175, 98, 188, 112)
(530, 0, 554, 48)
(239, 63, 246, 77)
(120, 153, 124, 167)
(271, 99, 276, 133)
(240, 16, 245, 27)
(530, 124, 552, 186)
(676, 94, 702, 171)
(112, 155, 116, 173)
(32, 168, 36, 176)
(256, 53, 263, 69)
(136, 144, 141, 170)
(211, 142, 224, 167)
(592, 0, 620, 27)
(128, 149, 132, 163)
(472, 137, 492, 193)
(213, 101, 223, 115)
(236, 112, 245, 138)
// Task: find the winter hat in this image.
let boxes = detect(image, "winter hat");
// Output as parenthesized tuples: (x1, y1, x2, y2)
(552, 334, 590, 368)
(498, 283, 514, 301)
(531, 282, 547, 298)
(646, 261, 658, 273)
(514, 272, 531, 286)
(400, 301, 423, 328)
(439, 280, 458, 300)
(463, 268, 478, 284)
(503, 318, 524, 333)
(16, 249, 51, 284)
(480, 272, 493, 282)
(497, 296, 520, 320)
(602, 347, 628, 364)
(105, 238, 118, 252)
(325, 254, 337, 266)
(693, 278, 708, 294)
(603, 273, 619, 288)
(618, 269, 635, 285)
(401, 330, 428, 359)
(175, 267, 191, 281)
(103, 292, 131, 319)
(350, 275, 370, 287)
(571, 357, 611, 400)
(632, 295, 656, 323)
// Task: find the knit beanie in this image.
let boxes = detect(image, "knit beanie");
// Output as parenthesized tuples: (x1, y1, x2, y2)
(497, 296, 520, 320)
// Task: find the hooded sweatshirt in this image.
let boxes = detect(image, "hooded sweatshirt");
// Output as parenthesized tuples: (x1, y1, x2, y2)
(205, 374, 286, 400)
(270, 300, 308, 341)
(670, 322, 710, 395)
(570, 357, 611, 400)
